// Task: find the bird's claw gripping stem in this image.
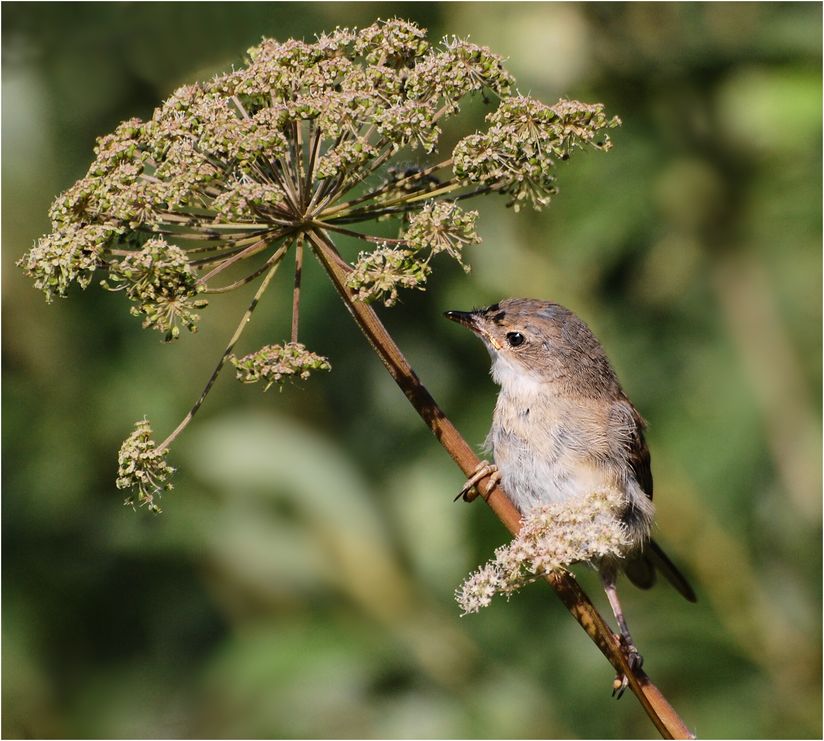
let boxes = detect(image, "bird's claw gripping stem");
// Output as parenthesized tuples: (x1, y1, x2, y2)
(456, 460, 500, 502)
(612, 636, 644, 699)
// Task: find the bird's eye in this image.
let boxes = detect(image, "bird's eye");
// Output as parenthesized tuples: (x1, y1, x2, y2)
(506, 332, 525, 348)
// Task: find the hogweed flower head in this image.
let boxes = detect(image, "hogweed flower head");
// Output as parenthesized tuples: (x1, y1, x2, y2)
(18, 18, 620, 511)
(455, 488, 631, 615)
(231, 343, 331, 390)
(346, 244, 431, 306)
(116, 418, 175, 513)
(453, 96, 620, 211)
(403, 201, 480, 270)
(20, 18, 618, 315)
(103, 237, 208, 341)
(18, 223, 123, 302)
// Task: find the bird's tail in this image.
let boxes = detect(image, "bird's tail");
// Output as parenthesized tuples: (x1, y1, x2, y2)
(625, 539, 697, 602)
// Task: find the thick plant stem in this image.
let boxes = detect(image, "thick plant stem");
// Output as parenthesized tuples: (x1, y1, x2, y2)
(308, 228, 693, 740)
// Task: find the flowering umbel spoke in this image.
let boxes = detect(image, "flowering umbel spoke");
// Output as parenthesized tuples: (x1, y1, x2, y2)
(18, 18, 620, 512)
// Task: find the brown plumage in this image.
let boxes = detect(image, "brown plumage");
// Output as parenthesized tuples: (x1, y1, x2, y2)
(446, 298, 695, 690)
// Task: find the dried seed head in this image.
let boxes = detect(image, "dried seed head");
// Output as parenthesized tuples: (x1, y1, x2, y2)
(456, 488, 631, 615)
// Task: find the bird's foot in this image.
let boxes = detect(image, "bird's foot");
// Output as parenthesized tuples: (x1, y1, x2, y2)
(455, 461, 500, 502)
(611, 638, 643, 699)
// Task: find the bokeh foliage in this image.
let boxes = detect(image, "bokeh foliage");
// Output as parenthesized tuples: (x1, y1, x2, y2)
(3, 3, 821, 738)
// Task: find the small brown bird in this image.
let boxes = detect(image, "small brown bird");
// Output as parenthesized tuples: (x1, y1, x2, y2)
(445, 298, 695, 691)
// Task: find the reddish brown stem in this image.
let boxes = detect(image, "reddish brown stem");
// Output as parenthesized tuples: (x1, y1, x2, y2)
(306, 227, 694, 740)
(291, 234, 304, 344)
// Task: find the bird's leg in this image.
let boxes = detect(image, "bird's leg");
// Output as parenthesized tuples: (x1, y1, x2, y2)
(455, 460, 500, 502)
(601, 570, 643, 699)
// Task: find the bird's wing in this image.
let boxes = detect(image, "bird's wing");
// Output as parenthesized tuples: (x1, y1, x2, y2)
(623, 398, 653, 500)
(620, 398, 697, 602)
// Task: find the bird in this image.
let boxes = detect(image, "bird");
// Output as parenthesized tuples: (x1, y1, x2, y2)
(445, 298, 695, 693)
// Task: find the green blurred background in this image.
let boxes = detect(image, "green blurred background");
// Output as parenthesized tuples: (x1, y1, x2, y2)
(3, 3, 821, 738)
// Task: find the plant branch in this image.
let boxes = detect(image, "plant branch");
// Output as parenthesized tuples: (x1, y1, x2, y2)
(313, 221, 408, 245)
(307, 227, 693, 740)
(291, 233, 304, 343)
(324, 178, 465, 223)
(157, 240, 292, 453)
(204, 259, 279, 294)
(196, 230, 284, 284)
(315, 158, 451, 219)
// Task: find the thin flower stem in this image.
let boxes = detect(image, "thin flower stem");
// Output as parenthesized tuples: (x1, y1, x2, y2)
(324, 202, 422, 225)
(323, 200, 428, 225)
(306, 226, 693, 741)
(185, 231, 276, 259)
(360, 140, 398, 179)
(156, 216, 274, 231)
(326, 183, 496, 225)
(308, 131, 384, 216)
(241, 158, 271, 186)
(294, 120, 306, 208)
(310, 158, 358, 216)
(304, 124, 322, 201)
(109, 238, 249, 267)
(157, 240, 292, 453)
(189, 246, 256, 268)
(318, 158, 454, 220)
(197, 230, 284, 284)
(305, 172, 338, 216)
(367, 177, 465, 210)
(204, 259, 279, 294)
(325, 179, 466, 224)
(305, 132, 345, 214)
(431, 102, 453, 123)
(309, 138, 395, 218)
(231, 95, 250, 119)
(141, 225, 255, 242)
(243, 213, 295, 228)
(313, 221, 407, 245)
(266, 160, 300, 214)
(155, 232, 262, 246)
(291, 233, 304, 343)
(275, 154, 302, 214)
(313, 172, 350, 215)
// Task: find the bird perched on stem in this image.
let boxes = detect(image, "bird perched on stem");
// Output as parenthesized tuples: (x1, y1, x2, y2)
(445, 298, 695, 694)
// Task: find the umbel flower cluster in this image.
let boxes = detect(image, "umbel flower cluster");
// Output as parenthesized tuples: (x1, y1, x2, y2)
(232, 343, 332, 390)
(455, 488, 632, 615)
(18, 19, 620, 512)
(115, 419, 175, 513)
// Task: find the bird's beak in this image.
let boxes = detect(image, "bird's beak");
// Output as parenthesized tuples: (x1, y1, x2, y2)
(445, 308, 504, 350)
(444, 309, 481, 333)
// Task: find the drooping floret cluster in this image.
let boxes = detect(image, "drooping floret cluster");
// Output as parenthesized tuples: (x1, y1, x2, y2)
(455, 489, 632, 615)
(116, 419, 175, 513)
(18, 19, 619, 511)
